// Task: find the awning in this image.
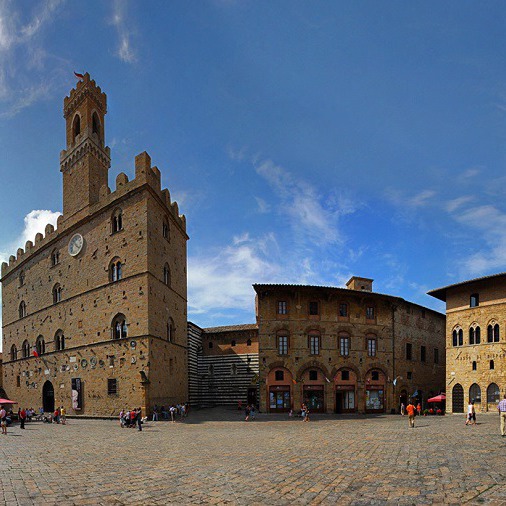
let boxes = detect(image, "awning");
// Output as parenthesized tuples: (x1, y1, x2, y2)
(428, 394, 446, 403)
(0, 398, 18, 404)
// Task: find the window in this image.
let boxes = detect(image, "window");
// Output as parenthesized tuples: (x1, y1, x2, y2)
(107, 378, 118, 395)
(494, 324, 500, 342)
(469, 326, 480, 345)
(371, 371, 379, 381)
(366, 306, 375, 320)
(51, 249, 60, 266)
(367, 337, 376, 357)
(487, 324, 500, 343)
(55, 331, 65, 351)
(472, 361, 477, 371)
(487, 383, 500, 403)
(341, 370, 350, 381)
(406, 343, 412, 360)
(167, 318, 174, 342)
(309, 334, 320, 355)
(277, 335, 288, 355)
(36, 336, 45, 356)
(309, 301, 319, 316)
(19, 301, 27, 319)
(72, 114, 81, 140)
(162, 220, 169, 240)
(407, 371, 412, 380)
(247, 339, 252, 346)
(275, 370, 284, 381)
(10, 345, 17, 361)
(208, 342, 213, 349)
(52, 283, 62, 304)
(490, 360, 494, 370)
(309, 370, 318, 381)
(231, 340, 236, 347)
(458, 329, 463, 346)
(17, 376, 20, 387)
(434, 348, 439, 364)
(19, 270, 25, 287)
(469, 383, 481, 403)
(420, 346, 426, 363)
(339, 303, 348, 317)
(112, 314, 128, 339)
(163, 264, 171, 286)
(452, 330, 457, 346)
(339, 336, 350, 357)
(111, 210, 123, 233)
(22, 340, 30, 358)
(470, 294, 479, 307)
(110, 260, 123, 282)
(277, 301, 287, 315)
(92, 112, 101, 137)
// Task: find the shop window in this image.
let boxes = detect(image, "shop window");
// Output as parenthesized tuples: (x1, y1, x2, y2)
(107, 378, 118, 395)
(309, 301, 319, 316)
(309, 370, 318, 381)
(470, 293, 479, 307)
(275, 370, 284, 381)
(277, 301, 287, 315)
(341, 370, 349, 381)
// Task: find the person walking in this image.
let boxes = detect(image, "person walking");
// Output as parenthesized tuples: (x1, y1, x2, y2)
(466, 401, 476, 426)
(0, 406, 7, 435)
(406, 400, 416, 428)
(60, 406, 66, 425)
(136, 408, 143, 431)
(498, 394, 506, 436)
(19, 408, 27, 429)
(244, 404, 251, 421)
(400, 403, 405, 416)
(152, 405, 159, 422)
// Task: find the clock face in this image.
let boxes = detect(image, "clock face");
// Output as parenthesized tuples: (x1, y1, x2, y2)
(68, 233, 84, 257)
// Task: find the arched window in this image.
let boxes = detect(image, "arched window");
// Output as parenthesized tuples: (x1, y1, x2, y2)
(494, 324, 500, 342)
(452, 330, 458, 347)
(110, 259, 123, 282)
(167, 318, 174, 342)
(469, 325, 480, 345)
(51, 249, 60, 266)
(487, 323, 500, 343)
(469, 383, 481, 403)
(19, 301, 27, 319)
(10, 344, 17, 361)
(36, 335, 45, 356)
(72, 114, 81, 141)
(19, 270, 25, 287)
(55, 330, 65, 351)
(487, 383, 500, 403)
(458, 329, 463, 346)
(111, 209, 123, 234)
(112, 314, 128, 339)
(163, 264, 171, 286)
(22, 340, 30, 358)
(52, 283, 62, 304)
(92, 112, 101, 137)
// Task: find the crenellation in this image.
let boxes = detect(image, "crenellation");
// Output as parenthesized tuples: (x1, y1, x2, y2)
(116, 172, 129, 187)
(35, 233, 43, 244)
(25, 241, 33, 251)
(16, 248, 24, 259)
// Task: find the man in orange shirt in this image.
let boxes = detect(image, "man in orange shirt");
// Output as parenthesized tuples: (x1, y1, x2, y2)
(406, 400, 416, 428)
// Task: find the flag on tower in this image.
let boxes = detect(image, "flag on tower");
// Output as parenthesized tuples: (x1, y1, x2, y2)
(74, 71, 84, 80)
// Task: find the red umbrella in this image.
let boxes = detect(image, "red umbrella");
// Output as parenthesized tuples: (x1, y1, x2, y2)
(428, 394, 446, 403)
(0, 399, 18, 404)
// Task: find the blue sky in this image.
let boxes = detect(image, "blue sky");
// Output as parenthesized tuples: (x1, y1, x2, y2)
(2, 1, 506, 342)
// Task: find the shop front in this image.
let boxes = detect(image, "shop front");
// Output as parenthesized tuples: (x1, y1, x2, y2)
(302, 385, 325, 412)
(334, 368, 358, 413)
(267, 367, 293, 412)
(365, 369, 386, 413)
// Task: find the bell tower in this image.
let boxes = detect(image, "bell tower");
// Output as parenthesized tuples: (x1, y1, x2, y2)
(60, 73, 111, 220)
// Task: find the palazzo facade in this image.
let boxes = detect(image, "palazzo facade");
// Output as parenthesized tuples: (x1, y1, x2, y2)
(255, 278, 446, 414)
(1, 75, 188, 416)
(428, 273, 506, 414)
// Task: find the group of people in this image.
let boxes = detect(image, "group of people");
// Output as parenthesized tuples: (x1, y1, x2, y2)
(400, 402, 422, 416)
(287, 404, 311, 422)
(244, 404, 256, 421)
(119, 408, 145, 430)
(152, 403, 189, 422)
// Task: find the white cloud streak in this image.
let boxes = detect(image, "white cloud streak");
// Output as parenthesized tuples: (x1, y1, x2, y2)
(110, 0, 137, 64)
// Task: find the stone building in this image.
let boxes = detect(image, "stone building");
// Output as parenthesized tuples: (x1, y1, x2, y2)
(428, 273, 506, 414)
(0, 353, 4, 398)
(1, 74, 188, 416)
(188, 322, 259, 408)
(254, 278, 446, 414)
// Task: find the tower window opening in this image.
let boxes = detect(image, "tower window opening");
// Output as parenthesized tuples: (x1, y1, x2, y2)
(72, 114, 81, 142)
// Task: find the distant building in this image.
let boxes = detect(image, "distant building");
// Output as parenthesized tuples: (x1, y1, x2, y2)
(188, 323, 259, 408)
(428, 273, 506, 413)
(254, 278, 446, 414)
(1, 75, 188, 416)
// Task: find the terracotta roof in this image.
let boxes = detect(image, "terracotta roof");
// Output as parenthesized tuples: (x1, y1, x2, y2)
(428, 272, 506, 302)
(203, 324, 258, 334)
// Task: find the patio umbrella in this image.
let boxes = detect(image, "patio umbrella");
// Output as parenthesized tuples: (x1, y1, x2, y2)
(427, 394, 446, 403)
(0, 398, 18, 404)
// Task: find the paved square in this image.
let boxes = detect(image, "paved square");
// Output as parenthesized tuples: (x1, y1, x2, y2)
(0, 409, 504, 505)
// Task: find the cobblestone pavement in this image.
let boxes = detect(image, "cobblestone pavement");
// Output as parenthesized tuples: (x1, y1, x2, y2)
(0, 409, 504, 505)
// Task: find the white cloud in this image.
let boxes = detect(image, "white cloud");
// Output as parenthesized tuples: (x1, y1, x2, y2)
(255, 158, 357, 246)
(445, 196, 474, 213)
(254, 196, 270, 214)
(110, 0, 137, 64)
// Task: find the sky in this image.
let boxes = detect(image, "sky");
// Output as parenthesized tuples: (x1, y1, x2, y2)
(2, 1, 506, 345)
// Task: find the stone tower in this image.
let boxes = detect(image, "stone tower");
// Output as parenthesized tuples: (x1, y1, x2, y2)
(60, 73, 111, 220)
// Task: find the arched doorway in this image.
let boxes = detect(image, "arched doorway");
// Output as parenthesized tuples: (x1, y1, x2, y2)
(334, 368, 358, 413)
(42, 380, 55, 413)
(452, 383, 464, 413)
